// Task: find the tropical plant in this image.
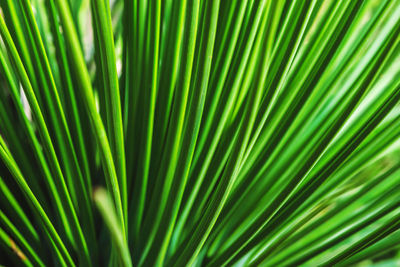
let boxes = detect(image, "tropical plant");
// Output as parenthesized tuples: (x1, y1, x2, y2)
(0, 0, 399, 266)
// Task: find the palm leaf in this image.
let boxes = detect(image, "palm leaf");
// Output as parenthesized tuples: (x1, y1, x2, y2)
(0, 0, 399, 266)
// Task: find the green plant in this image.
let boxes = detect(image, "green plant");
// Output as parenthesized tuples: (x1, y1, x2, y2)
(0, 0, 399, 266)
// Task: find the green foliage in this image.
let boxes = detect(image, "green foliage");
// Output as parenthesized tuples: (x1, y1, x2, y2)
(0, 0, 399, 266)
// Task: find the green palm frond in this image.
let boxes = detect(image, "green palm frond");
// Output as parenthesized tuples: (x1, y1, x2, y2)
(0, 0, 399, 266)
